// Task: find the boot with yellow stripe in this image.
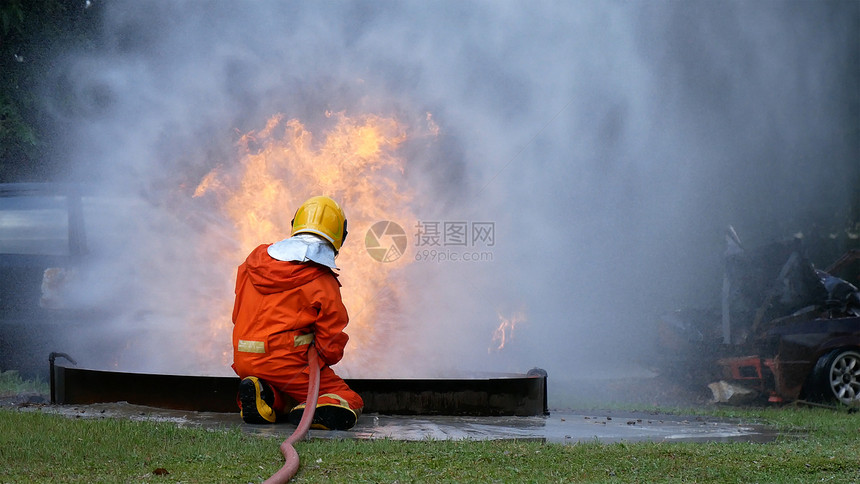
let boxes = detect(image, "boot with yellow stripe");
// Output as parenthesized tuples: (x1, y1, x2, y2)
(287, 393, 360, 430)
(238, 376, 277, 424)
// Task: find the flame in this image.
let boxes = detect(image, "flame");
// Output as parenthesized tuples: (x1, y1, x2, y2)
(490, 310, 527, 353)
(192, 166, 221, 198)
(195, 111, 416, 373)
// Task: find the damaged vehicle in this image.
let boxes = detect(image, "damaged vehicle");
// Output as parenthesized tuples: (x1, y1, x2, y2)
(0, 183, 89, 378)
(658, 228, 860, 406)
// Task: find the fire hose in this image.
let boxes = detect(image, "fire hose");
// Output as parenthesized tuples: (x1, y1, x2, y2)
(263, 345, 321, 484)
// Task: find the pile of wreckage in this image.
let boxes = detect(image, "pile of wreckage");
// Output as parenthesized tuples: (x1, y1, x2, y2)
(657, 227, 860, 406)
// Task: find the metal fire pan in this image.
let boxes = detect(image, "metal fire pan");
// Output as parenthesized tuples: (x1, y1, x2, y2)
(50, 360, 548, 417)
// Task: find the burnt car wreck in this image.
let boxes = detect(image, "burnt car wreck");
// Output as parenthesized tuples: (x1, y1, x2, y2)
(658, 228, 860, 406)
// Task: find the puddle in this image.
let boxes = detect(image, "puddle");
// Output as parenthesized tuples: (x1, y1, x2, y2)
(11, 400, 778, 443)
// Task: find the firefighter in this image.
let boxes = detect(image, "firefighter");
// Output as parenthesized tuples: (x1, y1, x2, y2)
(231, 195, 363, 430)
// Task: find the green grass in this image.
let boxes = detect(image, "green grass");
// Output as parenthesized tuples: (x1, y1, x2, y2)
(0, 370, 49, 396)
(1, 406, 859, 483)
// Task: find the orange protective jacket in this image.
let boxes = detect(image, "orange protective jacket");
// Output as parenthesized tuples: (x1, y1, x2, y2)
(231, 244, 350, 375)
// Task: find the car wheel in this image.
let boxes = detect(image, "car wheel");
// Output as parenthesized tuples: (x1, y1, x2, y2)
(810, 349, 860, 405)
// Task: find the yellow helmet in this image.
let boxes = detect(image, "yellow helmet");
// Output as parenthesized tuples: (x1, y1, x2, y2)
(291, 196, 348, 252)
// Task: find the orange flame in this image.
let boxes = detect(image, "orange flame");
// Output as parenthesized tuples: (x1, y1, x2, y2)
(490, 310, 527, 353)
(195, 111, 417, 373)
(192, 166, 222, 198)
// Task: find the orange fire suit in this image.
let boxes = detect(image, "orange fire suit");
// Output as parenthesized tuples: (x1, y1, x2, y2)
(231, 244, 363, 415)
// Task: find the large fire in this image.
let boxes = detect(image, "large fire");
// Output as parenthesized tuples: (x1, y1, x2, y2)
(194, 111, 417, 374)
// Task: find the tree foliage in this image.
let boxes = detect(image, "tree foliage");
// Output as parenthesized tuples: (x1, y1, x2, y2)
(0, 0, 101, 182)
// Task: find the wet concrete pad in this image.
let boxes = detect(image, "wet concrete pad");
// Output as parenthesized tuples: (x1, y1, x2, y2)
(12, 401, 776, 443)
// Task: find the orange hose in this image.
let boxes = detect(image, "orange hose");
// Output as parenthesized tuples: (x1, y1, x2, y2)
(263, 345, 321, 484)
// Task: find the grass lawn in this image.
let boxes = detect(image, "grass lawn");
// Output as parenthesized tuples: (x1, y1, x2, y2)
(1, 372, 859, 483)
(1, 405, 858, 483)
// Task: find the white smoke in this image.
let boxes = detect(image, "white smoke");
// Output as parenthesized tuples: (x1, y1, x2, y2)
(43, 1, 858, 401)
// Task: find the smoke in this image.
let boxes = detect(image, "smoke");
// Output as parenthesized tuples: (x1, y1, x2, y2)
(42, 1, 858, 401)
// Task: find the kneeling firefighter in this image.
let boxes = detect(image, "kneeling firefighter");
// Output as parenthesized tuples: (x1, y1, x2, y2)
(231, 196, 363, 430)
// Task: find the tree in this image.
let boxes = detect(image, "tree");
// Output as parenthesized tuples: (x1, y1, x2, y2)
(0, 0, 101, 182)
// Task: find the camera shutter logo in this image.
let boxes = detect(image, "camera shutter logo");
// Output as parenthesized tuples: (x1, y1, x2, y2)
(365, 221, 408, 262)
